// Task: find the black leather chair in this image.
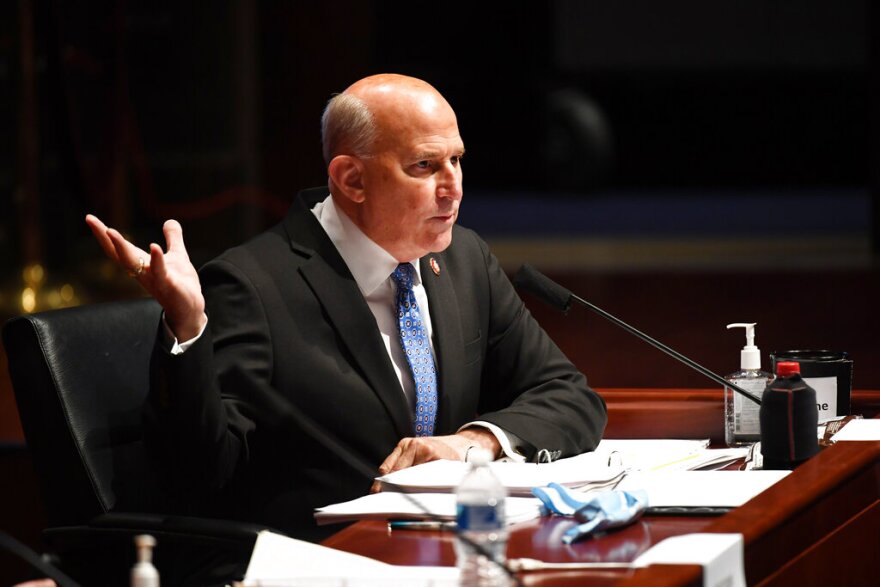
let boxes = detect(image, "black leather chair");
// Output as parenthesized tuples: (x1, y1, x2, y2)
(3, 299, 272, 586)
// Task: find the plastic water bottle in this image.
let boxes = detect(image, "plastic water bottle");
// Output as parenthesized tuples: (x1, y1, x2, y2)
(454, 448, 510, 587)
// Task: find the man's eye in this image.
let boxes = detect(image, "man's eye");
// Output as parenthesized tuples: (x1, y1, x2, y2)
(416, 161, 430, 169)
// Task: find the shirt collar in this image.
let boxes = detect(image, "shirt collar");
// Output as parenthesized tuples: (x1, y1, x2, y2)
(312, 194, 422, 295)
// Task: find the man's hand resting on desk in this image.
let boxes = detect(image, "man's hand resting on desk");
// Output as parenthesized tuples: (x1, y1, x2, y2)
(371, 428, 501, 493)
(85, 215, 207, 341)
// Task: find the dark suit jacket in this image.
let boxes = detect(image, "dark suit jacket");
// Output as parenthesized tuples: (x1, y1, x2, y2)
(146, 187, 606, 540)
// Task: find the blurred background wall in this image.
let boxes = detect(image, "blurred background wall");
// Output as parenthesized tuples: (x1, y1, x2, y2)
(0, 0, 877, 581)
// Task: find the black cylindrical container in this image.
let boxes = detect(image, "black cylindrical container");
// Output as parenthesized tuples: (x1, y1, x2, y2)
(759, 361, 819, 470)
(770, 350, 852, 417)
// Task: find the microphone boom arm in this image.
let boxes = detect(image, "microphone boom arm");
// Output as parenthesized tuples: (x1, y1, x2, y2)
(513, 264, 762, 405)
(569, 291, 762, 405)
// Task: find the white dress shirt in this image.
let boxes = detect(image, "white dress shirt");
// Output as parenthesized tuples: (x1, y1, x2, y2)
(311, 195, 430, 412)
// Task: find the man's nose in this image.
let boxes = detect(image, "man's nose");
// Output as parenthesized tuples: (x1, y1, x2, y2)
(437, 163, 462, 200)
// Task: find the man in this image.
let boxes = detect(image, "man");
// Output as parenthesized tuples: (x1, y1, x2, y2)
(86, 74, 606, 539)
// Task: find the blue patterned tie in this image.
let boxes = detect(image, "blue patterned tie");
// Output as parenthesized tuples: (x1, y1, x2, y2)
(391, 263, 437, 436)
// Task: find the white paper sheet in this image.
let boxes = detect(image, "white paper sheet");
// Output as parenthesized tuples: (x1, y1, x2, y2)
(830, 419, 880, 441)
(314, 492, 543, 525)
(242, 530, 459, 586)
(618, 470, 790, 508)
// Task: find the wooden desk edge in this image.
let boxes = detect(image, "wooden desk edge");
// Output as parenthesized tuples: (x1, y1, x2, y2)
(600, 388, 880, 444)
(707, 439, 880, 585)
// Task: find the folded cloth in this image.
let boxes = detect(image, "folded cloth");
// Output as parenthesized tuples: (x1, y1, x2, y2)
(532, 482, 648, 544)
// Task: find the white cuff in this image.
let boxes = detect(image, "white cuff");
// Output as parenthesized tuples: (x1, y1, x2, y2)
(459, 421, 526, 463)
(161, 312, 208, 355)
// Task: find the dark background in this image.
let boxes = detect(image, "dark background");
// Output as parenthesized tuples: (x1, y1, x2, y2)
(1, 1, 877, 582)
(0, 1, 873, 268)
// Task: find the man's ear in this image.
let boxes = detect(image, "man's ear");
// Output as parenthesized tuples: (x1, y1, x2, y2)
(328, 155, 366, 203)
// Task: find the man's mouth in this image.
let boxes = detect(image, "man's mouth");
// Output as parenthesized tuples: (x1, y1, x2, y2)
(433, 208, 457, 222)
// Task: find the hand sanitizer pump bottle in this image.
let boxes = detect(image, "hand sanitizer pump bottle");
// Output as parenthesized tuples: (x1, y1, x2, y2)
(724, 323, 772, 447)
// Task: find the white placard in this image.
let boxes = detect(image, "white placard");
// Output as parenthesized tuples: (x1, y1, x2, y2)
(802, 376, 837, 420)
(634, 533, 746, 587)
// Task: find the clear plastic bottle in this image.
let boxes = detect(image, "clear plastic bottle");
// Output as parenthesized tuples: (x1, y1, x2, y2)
(724, 323, 773, 447)
(454, 448, 510, 587)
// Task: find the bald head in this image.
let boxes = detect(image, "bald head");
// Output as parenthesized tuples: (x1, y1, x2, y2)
(321, 74, 456, 165)
(344, 73, 445, 107)
(322, 74, 464, 261)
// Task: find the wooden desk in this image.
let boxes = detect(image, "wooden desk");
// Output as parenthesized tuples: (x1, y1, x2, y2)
(323, 514, 708, 586)
(323, 389, 880, 586)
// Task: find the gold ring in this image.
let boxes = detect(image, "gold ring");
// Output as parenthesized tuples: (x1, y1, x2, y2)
(128, 257, 145, 277)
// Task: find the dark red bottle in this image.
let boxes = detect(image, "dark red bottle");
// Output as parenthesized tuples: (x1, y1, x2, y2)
(759, 361, 819, 470)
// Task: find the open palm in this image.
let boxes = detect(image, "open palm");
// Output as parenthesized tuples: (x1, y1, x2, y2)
(85, 215, 207, 341)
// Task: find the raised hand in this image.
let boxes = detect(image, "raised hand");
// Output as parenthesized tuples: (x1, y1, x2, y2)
(85, 214, 207, 341)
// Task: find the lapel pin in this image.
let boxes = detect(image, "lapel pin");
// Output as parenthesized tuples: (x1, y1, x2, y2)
(430, 257, 441, 276)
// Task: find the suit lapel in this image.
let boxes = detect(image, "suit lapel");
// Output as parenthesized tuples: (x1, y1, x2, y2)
(284, 191, 413, 439)
(421, 254, 465, 434)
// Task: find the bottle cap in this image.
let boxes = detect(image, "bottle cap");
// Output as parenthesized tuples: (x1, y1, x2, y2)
(134, 534, 156, 563)
(726, 323, 761, 370)
(776, 361, 801, 377)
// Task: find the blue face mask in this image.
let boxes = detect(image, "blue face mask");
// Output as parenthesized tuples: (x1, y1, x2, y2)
(532, 482, 648, 544)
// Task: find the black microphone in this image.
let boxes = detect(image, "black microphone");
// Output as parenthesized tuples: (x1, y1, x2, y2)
(513, 264, 762, 405)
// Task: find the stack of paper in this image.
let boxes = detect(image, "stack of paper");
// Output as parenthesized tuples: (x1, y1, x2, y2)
(633, 447, 750, 472)
(591, 439, 749, 471)
(314, 492, 543, 525)
(376, 452, 625, 496)
(375, 440, 745, 497)
(316, 441, 784, 527)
